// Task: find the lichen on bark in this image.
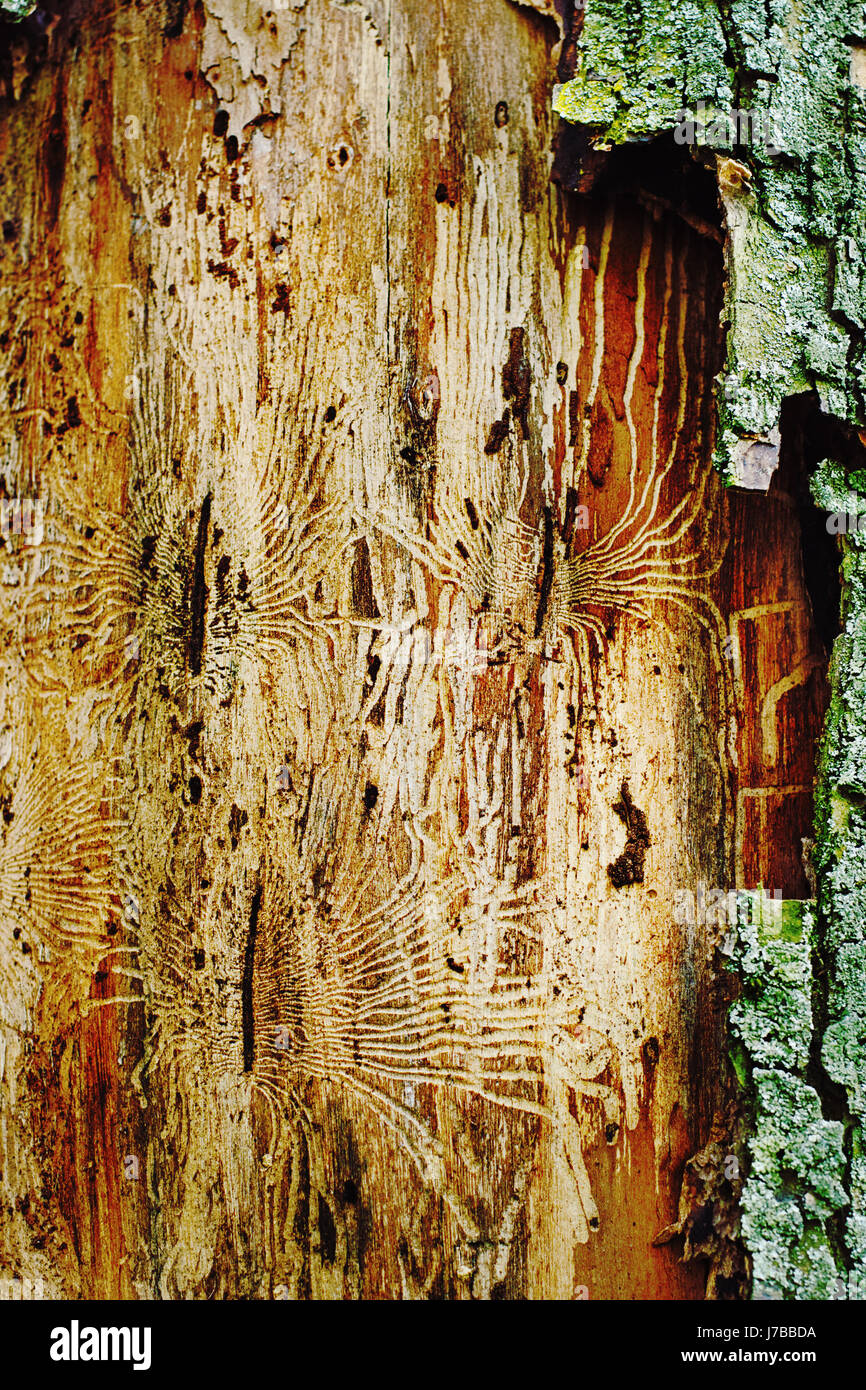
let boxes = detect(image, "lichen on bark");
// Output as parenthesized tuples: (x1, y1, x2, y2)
(730, 895, 850, 1298)
(811, 460, 866, 1294)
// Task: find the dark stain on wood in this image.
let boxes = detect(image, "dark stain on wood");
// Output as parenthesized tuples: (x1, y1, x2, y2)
(484, 410, 510, 455)
(607, 781, 650, 887)
(502, 327, 530, 438)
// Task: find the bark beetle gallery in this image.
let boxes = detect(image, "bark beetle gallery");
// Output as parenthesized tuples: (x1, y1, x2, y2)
(0, 0, 839, 1301)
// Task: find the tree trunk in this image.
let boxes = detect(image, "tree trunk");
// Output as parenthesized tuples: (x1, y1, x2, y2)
(0, 0, 838, 1300)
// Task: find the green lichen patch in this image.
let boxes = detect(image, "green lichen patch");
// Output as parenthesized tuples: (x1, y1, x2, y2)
(811, 522, 866, 1290)
(744, 1071, 847, 1299)
(729, 899, 851, 1297)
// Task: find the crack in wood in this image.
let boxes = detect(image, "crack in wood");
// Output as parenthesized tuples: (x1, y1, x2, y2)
(242, 882, 262, 1074)
(188, 492, 211, 678)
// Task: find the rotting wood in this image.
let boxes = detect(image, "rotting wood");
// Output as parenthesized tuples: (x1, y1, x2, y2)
(0, 0, 830, 1300)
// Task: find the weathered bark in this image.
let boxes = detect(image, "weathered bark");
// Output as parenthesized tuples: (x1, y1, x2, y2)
(0, 0, 833, 1300)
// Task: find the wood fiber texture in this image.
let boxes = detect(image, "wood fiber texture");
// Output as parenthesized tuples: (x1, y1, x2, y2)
(0, 0, 827, 1298)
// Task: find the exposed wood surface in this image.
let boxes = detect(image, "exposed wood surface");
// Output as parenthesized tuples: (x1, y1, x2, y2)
(0, 0, 827, 1299)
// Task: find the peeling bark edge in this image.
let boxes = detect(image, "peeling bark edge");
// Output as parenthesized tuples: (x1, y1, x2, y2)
(552, 0, 866, 490)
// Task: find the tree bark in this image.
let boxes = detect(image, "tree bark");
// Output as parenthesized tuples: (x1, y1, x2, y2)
(0, 0, 832, 1300)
